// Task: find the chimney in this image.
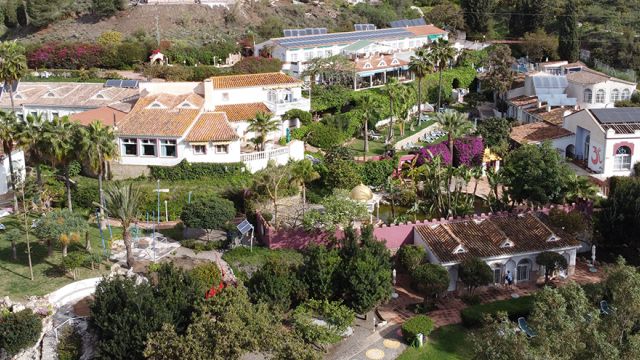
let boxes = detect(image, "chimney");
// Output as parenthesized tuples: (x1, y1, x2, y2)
(545, 104, 551, 113)
(536, 100, 542, 108)
(203, 78, 215, 112)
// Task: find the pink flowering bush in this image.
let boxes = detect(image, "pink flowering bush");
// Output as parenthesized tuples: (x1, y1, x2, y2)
(28, 43, 105, 69)
(416, 142, 452, 166)
(415, 137, 484, 167)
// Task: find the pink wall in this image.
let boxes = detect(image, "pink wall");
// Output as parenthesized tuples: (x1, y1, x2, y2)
(255, 203, 586, 251)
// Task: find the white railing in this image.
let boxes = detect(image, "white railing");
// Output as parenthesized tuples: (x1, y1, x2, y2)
(240, 146, 289, 162)
(265, 98, 311, 115)
(239, 141, 305, 173)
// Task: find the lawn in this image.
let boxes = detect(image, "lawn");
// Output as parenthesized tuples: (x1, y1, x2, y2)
(397, 325, 473, 360)
(222, 246, 303, 277)
(347, 120, 436, 157)
(0, 215, 123, 299)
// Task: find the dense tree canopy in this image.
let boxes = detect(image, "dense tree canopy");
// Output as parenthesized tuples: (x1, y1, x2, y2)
(458, 257, 493, 295)
(597, 176, 640, 260)
(558, 0, 580, 62)
(460, 0, 493, 35)
(180, 197, 236, 240)
(476, 117, 512, 156)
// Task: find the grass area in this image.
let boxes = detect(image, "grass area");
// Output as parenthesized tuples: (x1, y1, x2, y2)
(347, 120, 436, 156)
(397, 325, 473, 360)
(222, 246, 303, 275)
(0, 215, 123, 299)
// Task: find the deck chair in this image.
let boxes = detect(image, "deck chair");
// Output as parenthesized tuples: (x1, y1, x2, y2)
(518, 317, 537, 338)
(600, 300, 613, 315)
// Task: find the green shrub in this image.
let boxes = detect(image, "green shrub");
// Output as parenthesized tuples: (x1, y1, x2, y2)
(360, 159, 395, 188)
(190, 262, 222, 295)
(56, 326, 82, 360)
(461, 294, 482, 306)
(149, 160, 245, 181)
(306, 123, 346, 149)
(401, 315, 435, 344)
(0, 310, 43, 356)
(460, 296, 534, 328)
(396, 245, 426, 272)
(283, 109, 313, 125)
(582, 282, 605, 306)
(73, 178, 99, 210)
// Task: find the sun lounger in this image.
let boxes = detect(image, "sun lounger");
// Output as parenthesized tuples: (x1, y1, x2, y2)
(600, 300, 614, 315)
(518, 317, 536, 338)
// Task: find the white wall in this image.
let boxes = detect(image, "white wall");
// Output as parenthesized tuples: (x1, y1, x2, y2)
(0, 150, 25, 195)
(570, 80, 636, 109)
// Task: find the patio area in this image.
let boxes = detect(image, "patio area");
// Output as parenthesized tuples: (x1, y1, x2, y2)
(379, 259, 606, 327)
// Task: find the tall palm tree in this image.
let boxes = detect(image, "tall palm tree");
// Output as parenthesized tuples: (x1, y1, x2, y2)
(408, 47, 434, 123)
(429, 38, 456, 111)
(247, 111, 281, 151)
(290, 159, 320, 216)
(46, 116, 81, 210)
(357, 93, 381, 157)
(395, 85, 416, 136)
(434, 110, 474, 156)
(81, 121, 117, 215)
(0, 41, 27, 114)
(384, 78, 401, 142)
(100, 183, 142, 268)
(565, 173, 599, 202)
(0, 110, 21, 210)
(18, 113, 47, 192)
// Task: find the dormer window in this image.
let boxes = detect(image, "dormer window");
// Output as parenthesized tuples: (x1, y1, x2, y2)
(546, 234, 559, 242)
(391, 58, 399, 65)
(378, 60, 387, 67)
(96, 93, 106, 99)
(453, 244, 467, 254)
(363, 63, 372, 69)
(14, 94, 23, 99)
(500, 239, 514, 248)
(45, 92, 56, 98)
(148, 101, 166, 109)
(179, 102, 195, 109)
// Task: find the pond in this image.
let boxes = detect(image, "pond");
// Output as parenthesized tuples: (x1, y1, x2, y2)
(376, 197, 491, 225)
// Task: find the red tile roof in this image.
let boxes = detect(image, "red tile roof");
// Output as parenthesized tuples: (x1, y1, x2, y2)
(117, 94, 202, 137)
(354, 55, 409, 72)
(186, 113, 239, 142)
(510, 121, 574, 144)
(405, 24, 447, 36)
(415, 213, 580, 264)
(70, 106, 127, 127)
(215, 103, 272, 122)
(211, 73, 301, 89)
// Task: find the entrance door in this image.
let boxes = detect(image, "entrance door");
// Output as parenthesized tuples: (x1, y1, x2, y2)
(516, 259, 531, 282)
(493, 267, 502, 284)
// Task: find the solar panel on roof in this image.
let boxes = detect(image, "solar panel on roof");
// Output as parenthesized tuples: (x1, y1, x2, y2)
(105, 79, 122, 88)
(278, 27, 411, 48)
(591, 108, 640, 124)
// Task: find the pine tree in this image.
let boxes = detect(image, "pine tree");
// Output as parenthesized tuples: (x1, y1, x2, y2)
(460, 0, 493, 35)
(558, 0, 580, 62)
(26, 0, 71, 28)
(509, 0, 551, 37)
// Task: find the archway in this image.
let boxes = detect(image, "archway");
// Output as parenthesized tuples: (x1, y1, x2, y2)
(566, 144, 575, 159)
(516, 258, 531, 282)
(452, 78, 460, 89)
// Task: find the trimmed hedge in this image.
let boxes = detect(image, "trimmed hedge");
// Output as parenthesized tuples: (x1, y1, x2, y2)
(401, 315, 435, 344)
(0, 310, 43, 356)
(460, 295, 534, 328)
(149, 160, 245, 181)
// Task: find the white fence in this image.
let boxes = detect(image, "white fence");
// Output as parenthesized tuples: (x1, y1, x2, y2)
(241, 140, 305, 173)
(46, 277, 103, 309)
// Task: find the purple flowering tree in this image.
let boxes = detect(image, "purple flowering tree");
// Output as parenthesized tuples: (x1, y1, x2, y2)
(452, 137, 484, 167)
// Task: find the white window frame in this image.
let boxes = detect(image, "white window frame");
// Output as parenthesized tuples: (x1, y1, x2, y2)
(193, 144, 206, 155)
(583, 89, 592, 103)
(160, 139, 177, 158)
(122, 138, 138, 156)
(595, 89, 606, 103)
(614, 146, 632, 171)
(611, 89, 620, 102)
(516, 260, 530, 282)
(215, 144, 229, 154)
(140, 139, 157, 157)
(622, 89, 631, 100)
(222, 93, 229, 102)
(291, 53, 298, 62)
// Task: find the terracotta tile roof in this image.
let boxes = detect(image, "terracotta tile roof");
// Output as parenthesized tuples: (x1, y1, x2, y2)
(525, 106, 576, 126)
(215, 103, 272, 122)
(566, 68, 636, 86)
(69, 106, 127, 127)
(405, 24, 447, 36)
(508, 95, 538, 107)
(116, 94, 201, 137)
(510, 121, 574, 144)
(186, 113, 239, 142)
(211, 73, 301, 89)
(354, 55, 409, 71)
(0, 82, 139, 109)
(415, 213, 580, 264)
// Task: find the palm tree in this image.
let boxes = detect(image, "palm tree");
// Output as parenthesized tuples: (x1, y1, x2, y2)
(0, 41, 27, 114)
(100, 183, 142, 269)
(384, 78, 401, 142)
(247, 111, 281, 151)
(18, 113, 47, 193)
(434, 110, 474, 156)
(0, 110, 21, 210)
(357, 93, 381, 158)
(47, 116, 81, 210)
(290, 159, 320, 216)
(395, 85, 416, 136)
(81, 121, 117, 215)
(429, 38, 456, 111)
(565, 174, 598, 202)
(408, 47, 434, 123)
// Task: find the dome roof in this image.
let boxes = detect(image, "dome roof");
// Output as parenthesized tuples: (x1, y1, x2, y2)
(350, 183, 373, 201)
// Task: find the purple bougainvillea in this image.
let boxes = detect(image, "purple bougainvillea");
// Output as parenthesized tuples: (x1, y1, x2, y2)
(28, 42, 104, 70)
(415, 137, 484, 167)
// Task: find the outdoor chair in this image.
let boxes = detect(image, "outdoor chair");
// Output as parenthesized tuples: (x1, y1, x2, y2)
(518, 317, 537, 338)
(600, 300, 614, 315)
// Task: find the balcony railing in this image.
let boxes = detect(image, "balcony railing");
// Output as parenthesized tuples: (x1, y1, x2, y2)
(239, 146, 290, 162)
(265, 98, 311, 115)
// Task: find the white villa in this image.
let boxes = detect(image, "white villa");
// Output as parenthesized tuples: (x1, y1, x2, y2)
(506, 61, 637, 124)
(413, 213, 580, 292)
(256, 23, 447, 89)
(0, 82, 139, 121)
(563, 108, 640, 179)
(114, 72, 308, 176)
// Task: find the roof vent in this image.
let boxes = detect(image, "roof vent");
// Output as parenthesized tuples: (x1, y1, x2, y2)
(452, 244, 467, 254)
(547, 234, 559, 242)
(500, 239, 514, 248)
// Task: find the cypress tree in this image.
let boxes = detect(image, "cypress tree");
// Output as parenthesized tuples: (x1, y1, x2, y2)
(558, 0, 580, 62)
(461, 0, 493, 36)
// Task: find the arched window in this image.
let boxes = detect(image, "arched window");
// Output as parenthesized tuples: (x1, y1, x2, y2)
(614, 146, 632, 171)
(595, 89, 606, 103)
(611, 89, 620, 102)
(622, 89, 631, 100)
(583, 89, 592, 103)
(516, 259, 531, 282)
